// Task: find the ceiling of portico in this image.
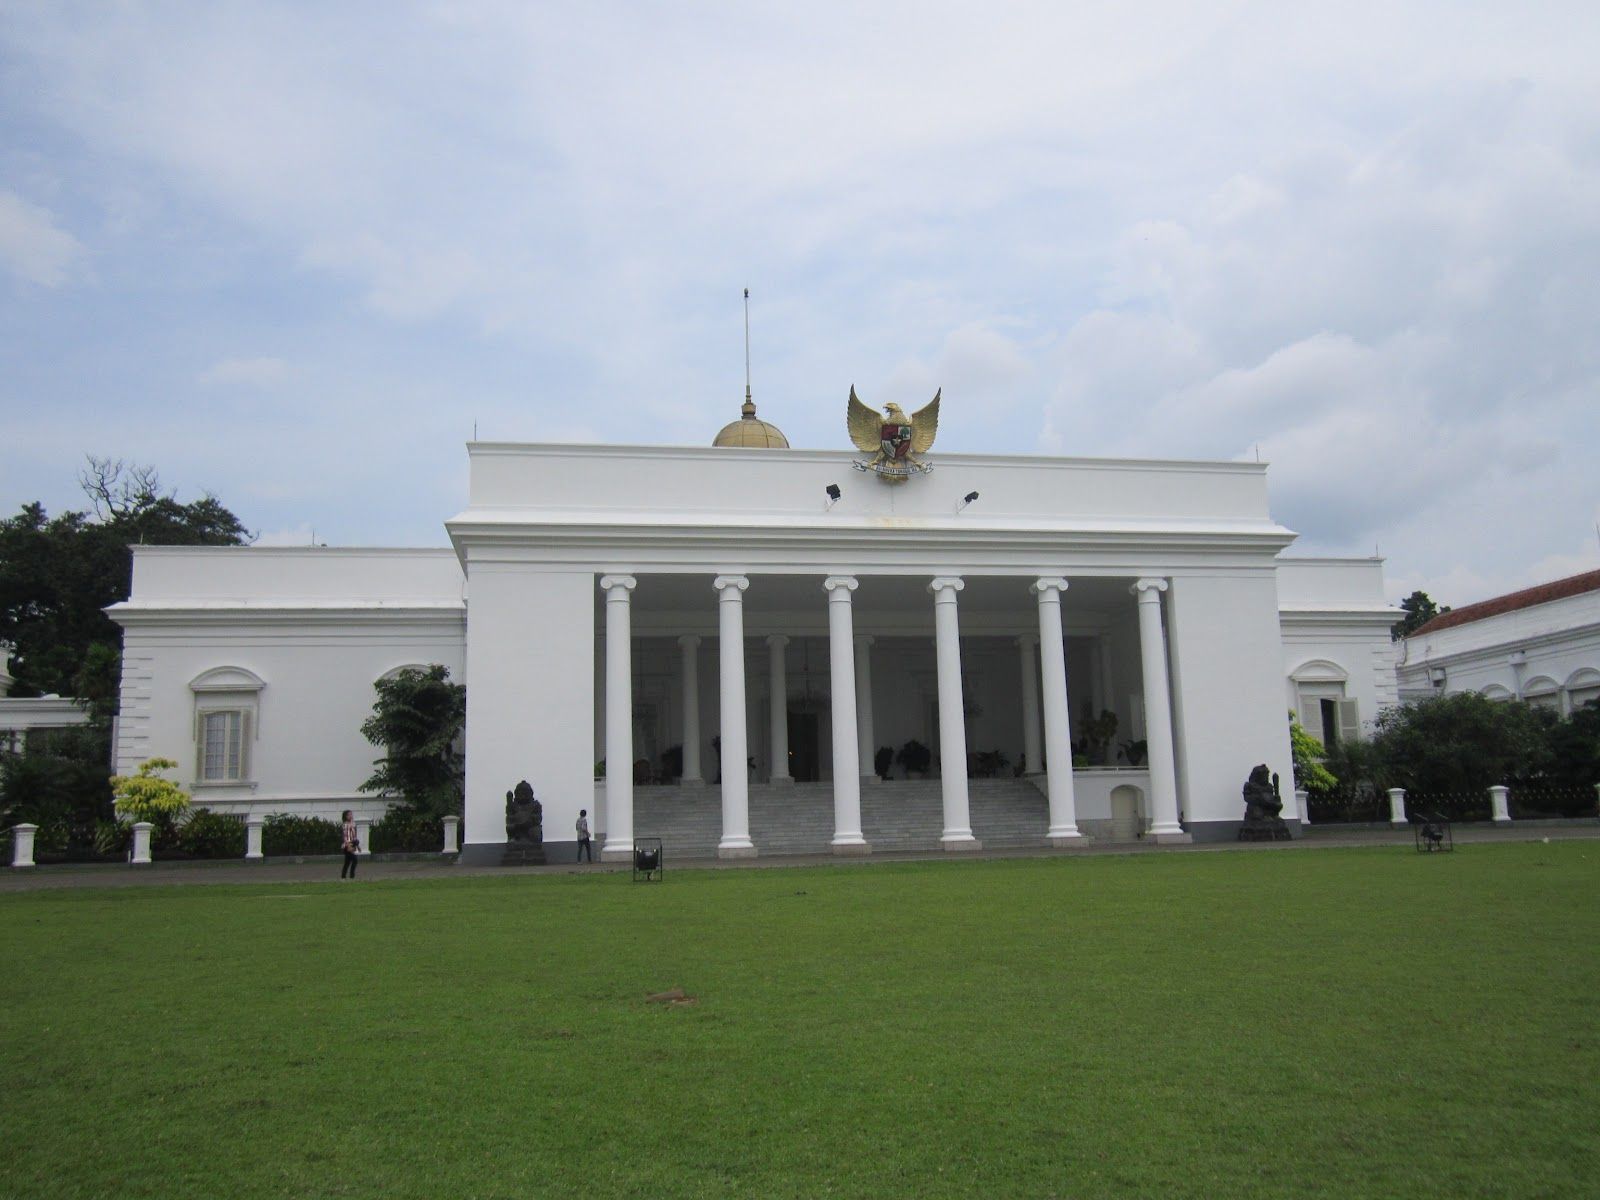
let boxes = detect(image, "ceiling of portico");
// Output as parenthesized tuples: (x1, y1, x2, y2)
(605, 572, 1137, 636)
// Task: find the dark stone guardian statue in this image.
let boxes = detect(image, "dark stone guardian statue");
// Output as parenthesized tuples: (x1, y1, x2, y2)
(1238, 763, 1292, 841)
(502, 779, 547, 865)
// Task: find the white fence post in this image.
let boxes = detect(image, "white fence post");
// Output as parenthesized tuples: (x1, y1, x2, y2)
(1488, 785, 1511, 824)
(441, 815, 459, 855)
(131, 821, 153, 865)
(1386, 787, 1408, 827)
(245, 814, 264, 860)
(1295, 788, 1310, 828)
(12, 823, 38, 868)
(355, 815, 373, 856)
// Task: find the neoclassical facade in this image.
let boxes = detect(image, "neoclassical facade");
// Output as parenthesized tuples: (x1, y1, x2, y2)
(1396, 569, 1600, 712)
(109, 437, 1397, 856)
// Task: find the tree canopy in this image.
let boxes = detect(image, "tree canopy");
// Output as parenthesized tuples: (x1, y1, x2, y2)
(359, 665, 466, 817)
(1391, 589, 1451, 641)
(0, 458, 251, 700)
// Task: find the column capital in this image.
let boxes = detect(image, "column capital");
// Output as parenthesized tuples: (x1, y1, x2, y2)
(1015, 632, 1039, 648)
(824, 575, 859, 596)
(928, 575, 965, 597)
(677, 633, 702, 649)
(599, 574, 637, 594)
(1031, 576, 1069, 597)
(765, 633, 790, 648)
(713, 574, 750, 595)
(1132, 576, 1169, 597)
(854, 633, 875, 649)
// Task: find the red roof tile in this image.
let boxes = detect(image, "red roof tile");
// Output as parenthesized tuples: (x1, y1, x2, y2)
(1412, 568, 1600, 635)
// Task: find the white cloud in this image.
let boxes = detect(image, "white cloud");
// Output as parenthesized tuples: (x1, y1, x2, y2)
(199, 356, 292, 387)
(0, 189, 86, 286)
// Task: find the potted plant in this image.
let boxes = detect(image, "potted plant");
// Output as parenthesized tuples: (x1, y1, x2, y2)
(1118, 739, 1148, 767)
(896, 738, 932, 779)
(874, 746, 894, 781)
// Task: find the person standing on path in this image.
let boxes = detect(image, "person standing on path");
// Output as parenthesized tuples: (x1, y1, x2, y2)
(341, 810, 360, 879)
(576, 808, 592, 862)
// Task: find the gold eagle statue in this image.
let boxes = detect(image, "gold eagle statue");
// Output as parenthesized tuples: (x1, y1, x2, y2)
(847, 386, 940, 481)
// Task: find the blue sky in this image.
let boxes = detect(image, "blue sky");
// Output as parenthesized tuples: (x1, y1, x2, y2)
(2, 1, 1598, 605)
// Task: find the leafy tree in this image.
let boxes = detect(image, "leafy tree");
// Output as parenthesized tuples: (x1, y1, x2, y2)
(1366, 692, 1554, 796)
(0, 458, 251, 700)
(1391, 589, 1451, 641)
(111, 757, 191, 825)
(1288, 713, 1338, 793)
(0, 725, 115, 854)
(1546, 700, 1600, 789)
(359, 665, 466, 817)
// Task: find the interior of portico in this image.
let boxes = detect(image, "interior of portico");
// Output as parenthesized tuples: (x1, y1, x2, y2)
(591, 570, 1171, 850)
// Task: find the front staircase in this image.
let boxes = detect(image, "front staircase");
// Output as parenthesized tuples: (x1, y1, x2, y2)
(630, 777, 1054, 859)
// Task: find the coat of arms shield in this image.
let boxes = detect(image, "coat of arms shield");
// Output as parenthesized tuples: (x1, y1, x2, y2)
(880, 423, 913, 459)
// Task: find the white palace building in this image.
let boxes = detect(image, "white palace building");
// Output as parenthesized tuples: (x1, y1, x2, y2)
(107, 401, 1397, 859)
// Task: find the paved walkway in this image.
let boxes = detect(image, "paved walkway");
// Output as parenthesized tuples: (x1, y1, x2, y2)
(4, 820, 1596, 893)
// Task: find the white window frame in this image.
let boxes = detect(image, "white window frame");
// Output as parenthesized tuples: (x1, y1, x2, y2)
(189, 667, 264, 789)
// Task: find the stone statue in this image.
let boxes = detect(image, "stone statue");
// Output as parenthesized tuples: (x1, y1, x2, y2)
(1238, 763, 1291, 840)
(501, 779, 546, 864)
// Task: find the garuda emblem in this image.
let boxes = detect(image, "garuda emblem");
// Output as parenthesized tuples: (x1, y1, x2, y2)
(847, 386, 940, 483)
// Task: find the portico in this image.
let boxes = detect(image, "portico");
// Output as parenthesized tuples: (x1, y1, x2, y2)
(447, 441, 1300, 859)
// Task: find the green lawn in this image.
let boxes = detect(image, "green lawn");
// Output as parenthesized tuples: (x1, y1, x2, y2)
(3, 843, 1597, 1199)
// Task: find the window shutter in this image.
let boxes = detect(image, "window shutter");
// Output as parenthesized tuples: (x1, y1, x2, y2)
(195, 710, 206, 780)
(1298, 692, 1324, 744)
(238, 710, 252, 780)
(1337, 698, 1361, 743)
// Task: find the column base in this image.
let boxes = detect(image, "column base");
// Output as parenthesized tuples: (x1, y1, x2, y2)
(767, 776, 794, 787)
(831, 841, 872, 856)
(1389, 819, 1409, 829)
(861, 774, 881, 785)
(718, 843, 758, 859)
(679, 776, 704, 787)
(1492, 817, 1512, 826)
(244, 853, 264, 862)
(1048, 832, 1093, 849)
(1148, 830, 1193, 845)
(600, 844, 634, 862)
(941, 834, 984, 852)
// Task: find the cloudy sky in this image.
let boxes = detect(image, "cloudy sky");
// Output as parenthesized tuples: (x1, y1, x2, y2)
(3, 1, 1597, 606)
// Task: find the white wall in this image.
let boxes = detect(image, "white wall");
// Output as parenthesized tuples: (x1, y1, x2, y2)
(462, 564, 594, 848)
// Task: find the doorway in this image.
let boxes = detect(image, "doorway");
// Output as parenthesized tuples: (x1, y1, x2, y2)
(788, 710, 821, 781)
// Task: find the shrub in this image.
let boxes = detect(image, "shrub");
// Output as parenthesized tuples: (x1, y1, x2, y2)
(111, 758, 190, 824)
(175, 808, 246, 859)
(262, 813, 342, 856)
(369, 808, 443, 853)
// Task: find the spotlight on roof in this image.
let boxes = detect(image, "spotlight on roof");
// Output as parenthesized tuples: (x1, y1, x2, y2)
(957, 490, 980, 512)
(825, 483, 842, 510)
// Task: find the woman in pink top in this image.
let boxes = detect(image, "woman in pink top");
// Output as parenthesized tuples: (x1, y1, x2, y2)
(340, 810, 359, 879)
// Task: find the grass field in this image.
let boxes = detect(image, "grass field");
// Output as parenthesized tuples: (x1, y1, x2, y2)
(3, 843, 1598, 1199)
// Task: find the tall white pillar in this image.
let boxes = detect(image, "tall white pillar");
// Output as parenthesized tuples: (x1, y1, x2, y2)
(929, 577, 980, 850)
(767, 635, 792, 783)
(1133, 578, 1190, 843)
(678, 634, 703, 785)
(600, 574, 637, 861)
(1016, 632, 1042, 777)
(855, 635, 877, 781)
(715, 575, 756, 857)
(1033, 578, 1084, 843)
(825, 577, 869, 853)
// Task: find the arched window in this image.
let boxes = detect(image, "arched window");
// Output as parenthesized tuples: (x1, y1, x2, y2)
(1289, 659, 1358, 748)
(189, 667, 265, 785)
(1566, 668, 1600, 713)
(1522, 676, 1561, 712)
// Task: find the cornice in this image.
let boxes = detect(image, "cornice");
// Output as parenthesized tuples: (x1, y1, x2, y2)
(109, 603, 466, 630)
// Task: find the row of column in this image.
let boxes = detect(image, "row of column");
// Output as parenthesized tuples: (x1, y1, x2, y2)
(599, 573, 1185, 859)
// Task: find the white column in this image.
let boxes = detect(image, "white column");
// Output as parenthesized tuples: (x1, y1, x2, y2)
(1016, 632, 1042, 777)
(678, 635, 703, 784)
(855, 635, 877, 782)
(715, 575, 756, 857)
(441, 815, 460, 853)
(825, 577, 869, 853)
(1488, 784, 1511, 824)
(1133, 578, 1190, 843)
(766, 635, 792, 783)
(1033, 578, 1084, 843)
(11, 823, 38, 868)
(245, 814, 264, 860)
(600, 574, 637, 861)
(355, 815, 373, 856)
(1387, 787, 1408, 826)
(131, 821, 153, 865)
(929, 577, 980, 850)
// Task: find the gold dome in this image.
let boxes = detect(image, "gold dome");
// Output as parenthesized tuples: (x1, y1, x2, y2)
(712, 397, 789, 448)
